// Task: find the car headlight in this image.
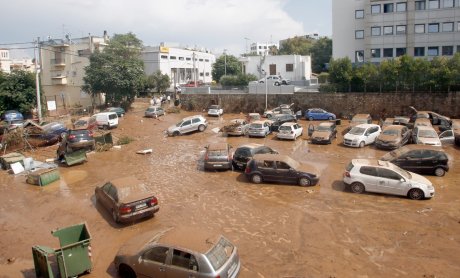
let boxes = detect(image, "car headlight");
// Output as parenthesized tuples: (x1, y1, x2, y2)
(426, 184, 434, 190)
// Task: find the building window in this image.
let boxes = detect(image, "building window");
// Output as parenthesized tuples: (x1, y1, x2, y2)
(384, 3, 394, 13)
(205, 59, 209, 62)
(355, 9, 364, 18)
(199, 59, 203, 61)
(179, 57, 184, 61)
(415, 24, 425, 33)
(428, 23, 439, 33)
(383, 48, 394, 57)
(384, 26, 394, 35)
(443, 22, 454, 32)
(205, 72, 210, 76)
(355, 51, 364, 62)
(371, 26, 381, 36)
(161, 55, 168, 59)
(396, 25, 407, 34)
(457, 46, 460, 52)
(396, 48, 407, 56)
(286, 64, 294, 72)
(429, 0, 439, 9)
(371, 4, 381, 14)
(415, 1, 426, 10)
(414, 47, 425, 56)
(355, 30, 364, 39)
(199, 72, 204, 76)
(186, 57, 191, 61)
(444, 0, 454, 8)
(428, 46, 439, 56)
(371, 48, 381, 58)
(442, 46, 454, 55)
(259, 46, 262, 49)
(396, 2, 407, 11)
(170, 56, 177, 60)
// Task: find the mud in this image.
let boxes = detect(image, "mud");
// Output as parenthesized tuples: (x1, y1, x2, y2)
(0, 100, 459, 277)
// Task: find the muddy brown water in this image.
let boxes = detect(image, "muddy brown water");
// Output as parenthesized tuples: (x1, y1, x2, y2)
(0, 101, 459, 277)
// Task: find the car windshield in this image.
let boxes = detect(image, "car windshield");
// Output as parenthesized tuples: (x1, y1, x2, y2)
(206, 236, 234, 271)
(419, 130, 437, 138)
(175, 121, 184, 127)
(349, 127, 365, 135)
(390, 164, 411, 179)
(317, 125, 331, 131)
(382, 129, 399, 136)
(208, 150, 228, 156)
(251, 124, 262, 128)
(278, 126, 291, 131)
(352, 119, 368, 124)
(146, 108, 155, 112)
(209, 105, 219, 109)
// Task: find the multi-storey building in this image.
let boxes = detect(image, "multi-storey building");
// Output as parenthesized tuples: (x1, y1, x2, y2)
(40, 33, 108, 112)
(142, 43, 215, 85)
(0, 49, 12, 73)
(333, 0, 460, 63)
(249, 42, 279, 56)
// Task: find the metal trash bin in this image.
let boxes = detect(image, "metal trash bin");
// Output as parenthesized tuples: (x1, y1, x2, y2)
(32, 223, 92, 278)
(26, 168, 60, 186)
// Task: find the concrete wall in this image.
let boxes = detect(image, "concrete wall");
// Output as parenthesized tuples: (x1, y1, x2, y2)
(180, 91, 460, 119)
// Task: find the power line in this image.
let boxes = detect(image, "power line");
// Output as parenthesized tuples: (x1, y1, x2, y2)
(0, 41, 35, 46)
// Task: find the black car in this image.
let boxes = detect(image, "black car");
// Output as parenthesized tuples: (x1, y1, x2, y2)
(232, 143, 278, 170)
(203, 143, 232, 171)
(270, 114, 297, 132)
(380, 145, 449, 177)
(57, 129, 95, 159)
(245, 154, 319, 186)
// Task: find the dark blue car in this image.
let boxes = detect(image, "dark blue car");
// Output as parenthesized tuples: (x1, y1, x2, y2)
(2, 110, 24, 121)
(27, 122, 68, 146)
(305, 108, 336, 121)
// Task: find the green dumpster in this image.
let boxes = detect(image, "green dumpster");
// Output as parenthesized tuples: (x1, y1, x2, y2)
(0, 152, 25, 170)
(26, 168, 60, 186)
(64, 149, 87, 166)
(94, 132, 113, 145)
(32, 245, 57, 278)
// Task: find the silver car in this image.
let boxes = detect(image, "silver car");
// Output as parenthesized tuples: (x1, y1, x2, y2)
(248, 120, 271, 137)
(114, 227, 241, 278)
(145, 106, 165, 118)
(167, 115, 207, 136)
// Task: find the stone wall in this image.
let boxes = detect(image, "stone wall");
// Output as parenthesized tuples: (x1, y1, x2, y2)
(179, 91, 460, 119)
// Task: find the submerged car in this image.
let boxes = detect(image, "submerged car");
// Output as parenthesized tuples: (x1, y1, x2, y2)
(380, 145, 449, 177)
(375, 125, 411, 150)
(95, 176, 159, 223)
(343, 159, 435, 200)
(144, 106, 165, 118)
(203, 143, 233, 171)
(232, 143, 278, 170)
(114, 227, 241, 278)
(247, 113, 261, 123)
(57, 129, 95, 158)
(409, 106, 451, 126)
(207, 105, 223, 116)
(26, 122, 68, 146)
(305, 108, 336, 121)
(310, 122, 337, 144)
(167, 115, 207, 136)
(72, 116, 98, 131)
(343, 124, 381, 148)
(245, 154, 319, 186)
(222, 119, 249, 136)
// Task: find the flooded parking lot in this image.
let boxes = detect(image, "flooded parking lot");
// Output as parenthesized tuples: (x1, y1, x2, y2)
(1, 101, 460, 277)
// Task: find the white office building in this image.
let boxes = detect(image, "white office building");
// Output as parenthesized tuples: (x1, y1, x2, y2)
(249, 42, 279, 56)
(142, 44, 215, 85)
(333, 0, 460, 63)
(240, 55, 312, 82)
(0, 49, 12, 73)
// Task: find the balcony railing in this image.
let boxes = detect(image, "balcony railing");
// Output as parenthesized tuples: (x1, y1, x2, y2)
(51, 75, 67, 85)
(50, 58, 66, 66)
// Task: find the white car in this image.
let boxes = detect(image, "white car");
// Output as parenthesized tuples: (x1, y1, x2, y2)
(277, 122, 303, 140)
(412, 126, 441, 146)
(248, 120, 271, 137)
(166, 115, 207, 136)
(258, 75, 290, 86)
(343, 159, 435, 200)
(207, 105, 223, 116)
(343, 124, 381, 148)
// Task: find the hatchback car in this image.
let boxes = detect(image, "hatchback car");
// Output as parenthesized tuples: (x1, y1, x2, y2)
(343, 124, 381, 148)
(167, 115, 207, 136)
(343, 159, 435, 200)
(259, 75, 290, 86)
(277, 122, 303, 140)
(26, 122, 68, 146)
(222, 119, 249, 136)
(263, 104, 293, 118)
(57, 129, 95, 156)
(270, 114, 297, 132)
(381, 145, 449, 177)
(72, 116, 98, 131)
(114, 227, 241, 278)
(375, 125, 411, 150)
(1, 110, 24, 121)
(305, 108, 336, 121)
(412, 126, 441, 146)
(207, 105, 223, 116)
(204, 143, 233, 171)
(245, 154, 319, 186)
(145, 106, 165, 118)
(95, 176, 159, 223)
(232, 143, 278, 170)
(310, 122, 337, 144)
(105, 107, 125, 117)
(247, 120, 271, 137)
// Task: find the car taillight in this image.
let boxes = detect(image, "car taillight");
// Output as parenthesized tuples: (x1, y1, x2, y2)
(119, 206, 132, 214)
(245, 166, 251, 174)
(68, 135, 76, 140)
(88, 131, 93, 137)
(149, 197, 158, 206)
(344, 171, 351, 178)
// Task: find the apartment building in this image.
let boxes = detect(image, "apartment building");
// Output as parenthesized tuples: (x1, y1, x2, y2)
(142, 43, 215, 85)
(332, 0, 460, 63)
(249, 42, 279, 56)
(0, 49, 12, 73)
(39, 33, 108, 113)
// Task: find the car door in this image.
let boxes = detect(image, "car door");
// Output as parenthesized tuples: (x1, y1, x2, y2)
(167, 248, 201, 278)
(136, 246, 169, 278)
(394, 150, 423, 173)
(400, 127, 410, 145)
(180, 120, 192, 133)
(257, 160, 276, 181)
(96, 183, 112, 209)
(420, 150, 441, 175)
(357, 166, 379, 192)
(439, 130, 454, 145)
(376, 168, 409, 196)
(275, 161, 297, 183)
(366, 126, 380, 144)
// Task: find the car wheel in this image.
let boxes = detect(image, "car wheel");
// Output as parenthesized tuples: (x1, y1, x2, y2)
(198, 125, 206, 132)
(309, 116, 313, 121)
(112, 209, 119, 223)
(434, 167, 445, 177)
(267, 114, 272, 119)
(118, 264, 136, 278)
(408, 188, 424, 200)
(251, 174, 262, 184)
(359, 141, 365, 148)
(274, 81, 280, 86)
(350, 182, 365, 194)
(299, 177, 311, 187)
(103, 125, 109, 130)
(173, 131, 180, 137)
(328, 116, 333, 120)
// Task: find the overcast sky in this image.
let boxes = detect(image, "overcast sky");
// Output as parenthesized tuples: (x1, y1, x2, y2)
(2, 0, 331, 58)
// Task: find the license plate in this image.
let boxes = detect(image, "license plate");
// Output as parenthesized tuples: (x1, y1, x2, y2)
(136, 203, 147, 209)
(214, 164, 222, 167)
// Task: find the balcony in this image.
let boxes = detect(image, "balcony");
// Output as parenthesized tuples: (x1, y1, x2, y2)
(51, 75, 67, 85)
(50, 58, 66, 66)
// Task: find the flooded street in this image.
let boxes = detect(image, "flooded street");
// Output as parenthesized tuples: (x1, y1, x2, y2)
(1, 100, 460, 277)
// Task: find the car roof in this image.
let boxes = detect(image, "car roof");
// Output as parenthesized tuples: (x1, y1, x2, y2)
(354, 123, 378, 128)
(319, 122, 334, 127)
(251, 120, 266, 124)
(207, 143, 229, 151)
(157, 227, 221, 254)
(351, 159, 390, 168)
(391, 144, 446, 153)
(417, 125, 436, 131)
(95, 112, 117, 116)
(237, 143, 264, 149)
(253, 154, 295, 164)
(183, 115, 204, 120)
(382, 125, 406, 131)
(110, 176, 154, 203)
(280, 122, 296, 126)
(230, 118, 246, 123)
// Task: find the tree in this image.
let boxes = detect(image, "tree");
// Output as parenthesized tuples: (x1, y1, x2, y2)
(83, 32, 145, 107)
(429, 57, 451, 92)
(212, 54, 242, 83)
(354, 63, 378, 92)
(309, 37, 332, 73)
(220, 74, 257, 86)
(146, 70, 170, 94)
(328, 57, 353, 92)
(380, 59, 399, 92)
(0, 70, 38, 115)
(448, 52, 460, 91)
(278, 36, 314, 55)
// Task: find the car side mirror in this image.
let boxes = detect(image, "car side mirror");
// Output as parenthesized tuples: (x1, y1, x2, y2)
(400, 178, 405, 183)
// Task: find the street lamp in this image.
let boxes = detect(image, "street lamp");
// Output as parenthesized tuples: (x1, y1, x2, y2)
(261, 69, 268, 110)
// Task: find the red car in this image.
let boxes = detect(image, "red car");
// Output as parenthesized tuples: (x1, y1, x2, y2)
(183, 80, 204, 87)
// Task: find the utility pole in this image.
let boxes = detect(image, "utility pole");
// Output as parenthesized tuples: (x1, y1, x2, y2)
(224, 49, 227, 76)
(34, 37, 42, 123)
(193, 52, 196, 87)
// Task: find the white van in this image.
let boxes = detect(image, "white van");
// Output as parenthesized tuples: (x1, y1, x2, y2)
(94, 112, 118, 129)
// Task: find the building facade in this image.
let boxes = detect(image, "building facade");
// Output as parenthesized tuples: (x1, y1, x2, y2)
(240, 55, 312, 82)
(142, 44, 215, 85)
(333, 0, 460, 63)
(39, 33, 108, 113)
(0, 49, 12, 73)
(249, 42, 279, 56)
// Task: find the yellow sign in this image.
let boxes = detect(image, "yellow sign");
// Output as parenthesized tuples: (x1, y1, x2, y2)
(160, 47, 169, 53)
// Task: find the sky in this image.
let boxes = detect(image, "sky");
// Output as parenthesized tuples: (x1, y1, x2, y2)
(1, 0, 331, 58)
